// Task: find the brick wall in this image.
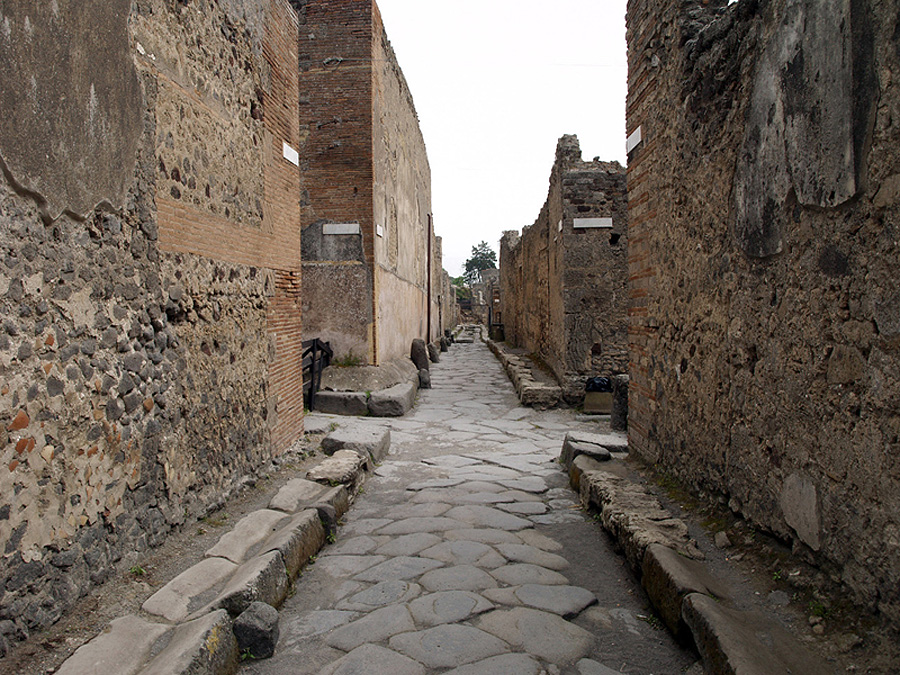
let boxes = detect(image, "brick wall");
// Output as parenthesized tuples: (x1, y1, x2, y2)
(626, 0, 900, 623)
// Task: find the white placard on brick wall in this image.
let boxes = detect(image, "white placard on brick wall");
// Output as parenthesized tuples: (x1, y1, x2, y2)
(323, 223, 361, 235)
(573, 217, 613, 229)
(626, 126, 642, 154)
(283, 141, 299, 166)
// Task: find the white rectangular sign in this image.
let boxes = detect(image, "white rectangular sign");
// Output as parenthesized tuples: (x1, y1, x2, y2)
(626, 126, 642, 154)
(573, 217, 614, 229)
(282, 141, 300, 167)
(323, 223, 361, 235)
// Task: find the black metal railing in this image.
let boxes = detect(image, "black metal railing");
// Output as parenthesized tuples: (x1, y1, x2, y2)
(302, 338, 333, 411)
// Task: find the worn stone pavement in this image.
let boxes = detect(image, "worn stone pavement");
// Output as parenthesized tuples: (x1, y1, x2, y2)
(243, 334, 698, 675)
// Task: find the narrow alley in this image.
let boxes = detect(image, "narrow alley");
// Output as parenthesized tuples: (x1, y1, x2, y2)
(244, 330, 697, 674)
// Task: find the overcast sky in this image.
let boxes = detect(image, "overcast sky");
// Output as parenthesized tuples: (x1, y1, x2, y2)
(375, 0, 628, 277)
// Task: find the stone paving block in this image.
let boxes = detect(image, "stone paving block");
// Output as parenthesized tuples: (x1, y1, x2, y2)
(233, 602, 279, 660)
(368, 382, 416, 417)
(322, 425, 391, 463)
(56, 615, 170, 675)
(373, 532, 442, 556)
(376, 516, 467, 535)
(682, 593, 834, 675)
(325, 604, 416, 651)
(490, 563, 569, 586)
(444, 505, 533, 531)
(315, 554, 387, 578)
(352, 555, 445, 582)
(516, 529, 563, 552)
(444, 653, 542, 675)
(408, 591, 495, 626)
(139, 609, 238, 675)
(261, 509, 325, 579)
(514, 584, 597, 618)
(495, 544, 569, 570)
(213, 551, 289, 616)
(268, 478, 329, 513)
(444, 528, 522, 545)
(205, 509, 290, 564)
(314, 391, 370, 416)
(389, 624, 509, 669)
(319, 644, 426, 675)
(307, 449, 368, 487)
(641, 543, 732, 638)
(419, 540, 497, 566)
(419, 564, 499, 592)
(337, 580, 422, 611)
(142, 557, 238, 623)
(476, 607, 595, 664)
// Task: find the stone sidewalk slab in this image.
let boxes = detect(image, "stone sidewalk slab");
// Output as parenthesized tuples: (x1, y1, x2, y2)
(262, 509, 325, 578)
(268, 478, 329, 512)
(682, 593, 835, 675)
(641, 543, 732, 638)
(55, 615, 170, 675)
(307, 449, 368, 487)
(314, 391, 369, 416)
(205, 509, 290, 564)
(142, 557, 238, 623)
(321, 425, 391, 463)
(139, 610, 237, 675)
(212, 551, 289, 616)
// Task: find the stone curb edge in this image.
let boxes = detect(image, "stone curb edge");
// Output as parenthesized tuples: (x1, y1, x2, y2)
(561, 443, 834, 675)
(56, 430, 380, 675)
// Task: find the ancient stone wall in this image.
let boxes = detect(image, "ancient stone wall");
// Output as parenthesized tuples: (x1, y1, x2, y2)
(626, 0, 900, 623)
(500, 136, 628, 401)
(0, 0, 302, 637)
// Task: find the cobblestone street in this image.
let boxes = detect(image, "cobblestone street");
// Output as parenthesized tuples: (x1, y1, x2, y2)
(244, 335, 696, 674)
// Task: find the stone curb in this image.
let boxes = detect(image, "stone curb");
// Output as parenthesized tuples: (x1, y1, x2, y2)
(485, 339, 562, 409)
(55, 427, 384, 675)
(560, 444, 834, 674)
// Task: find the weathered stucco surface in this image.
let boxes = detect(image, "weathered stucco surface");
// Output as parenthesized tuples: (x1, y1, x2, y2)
(501, 136, 628, 402)
(0, 0, 302, 636)
(627, 0, 899, 623)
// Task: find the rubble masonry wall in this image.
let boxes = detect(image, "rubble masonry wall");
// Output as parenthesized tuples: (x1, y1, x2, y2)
(626, 0, 900, 622)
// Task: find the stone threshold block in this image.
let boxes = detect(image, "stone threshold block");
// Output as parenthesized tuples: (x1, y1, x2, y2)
(321, 425, 391, 463)
(683, 593, 835, 675)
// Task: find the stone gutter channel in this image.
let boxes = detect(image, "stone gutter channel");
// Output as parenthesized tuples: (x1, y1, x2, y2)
(55, 387, 831, 674)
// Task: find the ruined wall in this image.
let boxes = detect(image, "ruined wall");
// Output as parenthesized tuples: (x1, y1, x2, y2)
(373, 3, 434, 361)
(626, 0, 899, 622)
(500, 136, 628, 401)
(0, 0, 302, 636)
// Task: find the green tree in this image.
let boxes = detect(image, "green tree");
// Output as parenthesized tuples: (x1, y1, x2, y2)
(463, 241, 497, 284)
